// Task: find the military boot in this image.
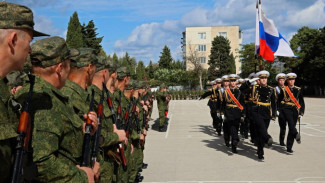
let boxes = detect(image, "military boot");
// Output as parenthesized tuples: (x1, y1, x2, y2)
(279, 129, 286, 146)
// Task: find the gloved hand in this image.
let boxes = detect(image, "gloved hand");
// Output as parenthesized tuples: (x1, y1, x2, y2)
(217, 113, 220, 118)
(249, 78, 259, 83)
(240, 117, 244, 122)
(221, 115, 225, 121)
(276, 111, 279, 117)
(299, 115, 303, 119)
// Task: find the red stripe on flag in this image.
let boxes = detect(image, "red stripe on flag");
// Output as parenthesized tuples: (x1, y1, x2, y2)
(259, 39, 275, 62)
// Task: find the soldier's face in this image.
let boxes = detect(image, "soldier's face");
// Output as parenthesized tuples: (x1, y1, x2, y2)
(230, 80, 236, 88)
(223, 81, 229, 87)
(287, 79, 295, 86)
(278, 78, 285, 86)
(13, 29, 33, 71)
(259, 77, 267, 85)
(217, 83, 221, 88)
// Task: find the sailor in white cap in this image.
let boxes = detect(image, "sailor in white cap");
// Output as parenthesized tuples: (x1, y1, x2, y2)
(275, 73, 286, 146)
(237, 78, 245, 87)
(221, 74, 245, 153)
(239, 70, 276, 160)
(277, 72, 305, 153)
(221, 75, 229, 94)
(200, 78, 223, 135)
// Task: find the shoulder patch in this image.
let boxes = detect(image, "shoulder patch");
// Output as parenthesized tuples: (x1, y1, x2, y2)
(294, 86, 301, 90)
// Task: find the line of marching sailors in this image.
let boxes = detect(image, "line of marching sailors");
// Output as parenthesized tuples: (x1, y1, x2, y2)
(200, 71, 305, 160)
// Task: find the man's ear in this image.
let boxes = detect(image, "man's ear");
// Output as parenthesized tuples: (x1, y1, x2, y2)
(7, 31, 18, 53)
(55, 63, 63, 76)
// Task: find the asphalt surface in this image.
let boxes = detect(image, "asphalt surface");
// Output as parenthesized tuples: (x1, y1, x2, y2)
(141, 98, 325, 183)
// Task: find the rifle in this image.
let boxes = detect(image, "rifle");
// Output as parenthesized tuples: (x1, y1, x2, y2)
(91, 83, 105, 169)
(105, 88, 127, 171)
(11, 74, 35, 183)
(81, 89, 95, 167)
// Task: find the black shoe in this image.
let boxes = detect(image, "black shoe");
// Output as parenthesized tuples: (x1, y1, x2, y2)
(217, 132, 222, 136)
(287, 149, 293, 153)
(280, 141, 285, 146)
(142, 163, 148, 169)
(232, 146, 237, 153)
(295, 133, 301, 144)
(159, 127, 166, 132)
(267, 137, 273, 147)
(258, 154, 264, 160)
(225, 142, 230, 147)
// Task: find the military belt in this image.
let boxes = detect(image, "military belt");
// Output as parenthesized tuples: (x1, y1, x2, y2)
(254, 101, 271, 106)
(226, 104, 238, 108)
(282, 101, 296, 106)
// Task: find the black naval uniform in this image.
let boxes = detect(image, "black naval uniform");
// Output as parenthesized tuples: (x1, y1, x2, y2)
(240, 82, 276, 159)
(277, 86, 305, 152)
(221, 87, 245, 153)
(275, 85, 286, 146)
(200, 88, 223, 134)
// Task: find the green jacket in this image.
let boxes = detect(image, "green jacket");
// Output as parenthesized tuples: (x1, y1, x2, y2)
(61, 79, 89, 120)
(87, 85, 119, 148)
(0, 78, 19, 182)
(14, 76, 88, 182)
(156, 91, 167, 111)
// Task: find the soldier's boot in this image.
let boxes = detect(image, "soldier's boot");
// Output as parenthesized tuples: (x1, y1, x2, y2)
(135, 173, 144, 182)
(232, 140, 238, 153)
(267, 137, 273, 147)
(142, 163, 148, 169)
(295, 133, 301, 144)
(225, 137, 230, 147)
(279, 129, 286, 146)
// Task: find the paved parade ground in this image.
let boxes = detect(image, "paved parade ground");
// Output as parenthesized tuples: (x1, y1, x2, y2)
(141, 98, 325, 183)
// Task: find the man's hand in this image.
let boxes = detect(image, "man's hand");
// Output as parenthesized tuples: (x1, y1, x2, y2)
(140, 100, 145, 105)
(240, 117, 245, 122)
(140, 134, 145, 141)
(217, 113, 220, 118)
(76, 165, 95, 183)
(114, 129, 127, 142)
(143, 129, 147, 136)
(143, 105, 148, 112)
(131, 144, 134, 154)
(83, 112, 98, 135)
(299, 115, 303, 119)
(136, 106, 140, 114)
(249, 78, 259, 83)
(221, 115, 225, 121)
(276, 111, 279, 117)
(92, 162, 100, 181)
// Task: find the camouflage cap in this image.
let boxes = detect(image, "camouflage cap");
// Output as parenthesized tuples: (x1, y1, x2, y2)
(70, 48, 98, 68)
(117, 66, 131, 80)
(30, 36, 70, 67)
(125, 79, 137, 90)
(96, 56, 110, 72)
(107, 60, 117, 73)
(160, 83, 167, 89)
(138, 81, 146, 89)
(0, 2, 49, 37)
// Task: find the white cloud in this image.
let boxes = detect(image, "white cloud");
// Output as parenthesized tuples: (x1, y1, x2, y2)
(114, 0, 325, 64)
(34, 15, 63, 37)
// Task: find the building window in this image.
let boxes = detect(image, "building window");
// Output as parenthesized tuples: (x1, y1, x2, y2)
(198, 45, 206, 52)
(199, 57, 206, 64)
(219, 32, 227, 38)
(198, 32, 206, 39)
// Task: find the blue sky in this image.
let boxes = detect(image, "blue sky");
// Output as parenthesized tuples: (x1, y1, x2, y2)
(8, 0, 325, 65)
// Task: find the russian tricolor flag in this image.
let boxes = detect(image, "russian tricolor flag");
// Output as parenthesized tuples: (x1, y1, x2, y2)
(255, 0, 295, 62)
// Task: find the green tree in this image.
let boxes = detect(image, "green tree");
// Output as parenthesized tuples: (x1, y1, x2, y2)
(158, 45, 173, 69)
(136, 61, 146, 81)
(121, 52, 136, 78)
(112, 53, 119, 65)
(147, 60, 155, 79)
(82, 20, 103, 55)
(66, 11, 83, 48)
(285, 26, 325, 94)
(208, 36, 236, 80)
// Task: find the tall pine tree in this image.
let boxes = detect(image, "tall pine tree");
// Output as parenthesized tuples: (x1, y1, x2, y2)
(208, 36, 236, 80)
(147, 60, 154, 79)
(81, 20, 103, 55)
(158, 45, 173, 69)
(136, 61, 146, 81)
(66, 11, 84, 48)
(112, 53, 119, 65)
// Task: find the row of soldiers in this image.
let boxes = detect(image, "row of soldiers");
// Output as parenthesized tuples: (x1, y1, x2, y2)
(0, 2, 157, 182)
(200, 71, 305, 160)
(168, 89, 204, 100)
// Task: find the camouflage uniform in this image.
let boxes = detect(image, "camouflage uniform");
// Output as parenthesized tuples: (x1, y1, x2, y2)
(0, 2, 48, 182)
(156, 84, 168, 130)
(14, 37, 88, 182)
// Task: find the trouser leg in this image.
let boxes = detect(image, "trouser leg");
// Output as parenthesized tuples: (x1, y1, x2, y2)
(284, 109, 298, 151)
(278, 110, 286, 145)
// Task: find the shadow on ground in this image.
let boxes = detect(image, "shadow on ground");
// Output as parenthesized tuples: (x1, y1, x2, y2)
(194, 124, 276, 162)
(151, 118, 170, 132)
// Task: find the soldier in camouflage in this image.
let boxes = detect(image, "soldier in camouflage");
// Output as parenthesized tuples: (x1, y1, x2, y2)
(14, 37, 99, 182)
(0, 2, 49, 182)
